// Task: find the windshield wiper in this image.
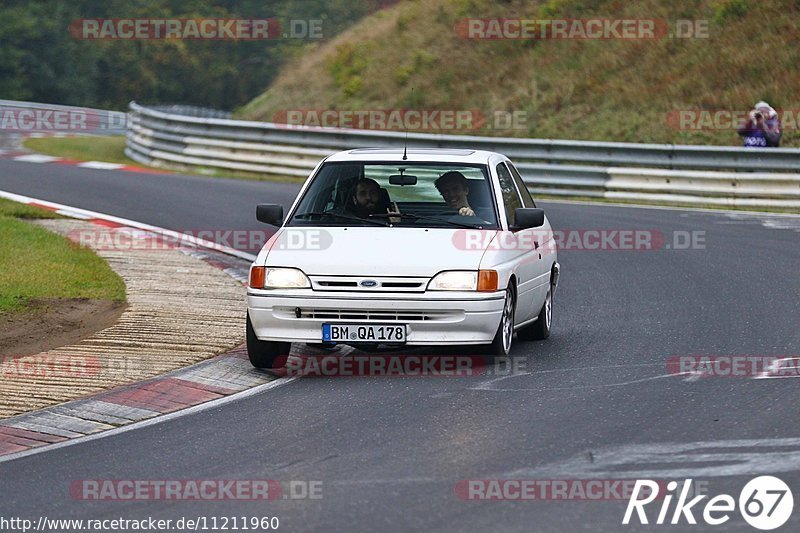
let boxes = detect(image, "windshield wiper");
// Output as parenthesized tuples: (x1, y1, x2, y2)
(293, 211, 389, 226)
(369, 212, 486, 229)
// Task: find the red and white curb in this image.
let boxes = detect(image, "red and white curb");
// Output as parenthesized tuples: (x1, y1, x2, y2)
(0, 355, 303, 462)
(0, 347, 292, 459)
(0, 339, 355, 461)
(0, 150, 166, 174)
(0, 190, 304, 461)
(0, 347, 261, 449)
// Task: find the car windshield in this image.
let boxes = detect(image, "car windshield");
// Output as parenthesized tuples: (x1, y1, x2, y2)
(287, 162, 499, 229)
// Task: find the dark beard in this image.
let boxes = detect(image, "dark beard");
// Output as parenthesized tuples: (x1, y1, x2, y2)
(353, 204, 380, 217)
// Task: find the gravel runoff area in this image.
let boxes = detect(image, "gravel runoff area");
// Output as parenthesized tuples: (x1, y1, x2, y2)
(0, 218, 248, 419)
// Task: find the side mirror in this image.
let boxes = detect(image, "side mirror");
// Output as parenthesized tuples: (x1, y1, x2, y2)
(512, 208, 545, 230)
(256, 204, 283, 226)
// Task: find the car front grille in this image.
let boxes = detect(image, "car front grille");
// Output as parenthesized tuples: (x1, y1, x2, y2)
(309, 275, 429, 292)
(275, 308, 459, 322)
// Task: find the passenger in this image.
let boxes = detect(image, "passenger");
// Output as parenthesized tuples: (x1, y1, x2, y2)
(435, 171, 475, 216)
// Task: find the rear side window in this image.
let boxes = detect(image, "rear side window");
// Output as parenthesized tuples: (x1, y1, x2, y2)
(507, 163, 536, 208)
(496, 163, 522, 226)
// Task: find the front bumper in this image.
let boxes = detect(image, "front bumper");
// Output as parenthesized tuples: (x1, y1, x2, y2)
(247, 290, 505, 345)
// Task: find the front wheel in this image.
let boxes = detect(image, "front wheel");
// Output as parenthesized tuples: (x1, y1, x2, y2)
(246, 313, 291, 369)
(483, 287, 516, 360)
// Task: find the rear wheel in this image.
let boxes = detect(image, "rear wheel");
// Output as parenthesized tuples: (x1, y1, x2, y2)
(246, 312, 291, 369)
(518, 285, 552, 341)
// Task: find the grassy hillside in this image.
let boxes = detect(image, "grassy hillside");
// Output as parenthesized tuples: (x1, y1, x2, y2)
(238, 0, 800, 147)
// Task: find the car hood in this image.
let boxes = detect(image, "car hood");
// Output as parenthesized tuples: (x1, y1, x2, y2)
(261, 227, 498, 277)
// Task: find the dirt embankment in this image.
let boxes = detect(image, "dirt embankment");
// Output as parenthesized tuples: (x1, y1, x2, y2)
(0, 298, 126, 358)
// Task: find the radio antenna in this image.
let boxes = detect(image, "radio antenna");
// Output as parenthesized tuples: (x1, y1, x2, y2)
(403, 87, 413, 161)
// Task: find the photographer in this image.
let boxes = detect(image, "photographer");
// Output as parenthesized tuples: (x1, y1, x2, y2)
(737, 100, 782, 147)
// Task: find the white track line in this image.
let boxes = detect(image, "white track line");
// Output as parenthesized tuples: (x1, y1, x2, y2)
(76, 161, 126, 170)
(0, 189, 256, 262)
(12, 154, 61, 163)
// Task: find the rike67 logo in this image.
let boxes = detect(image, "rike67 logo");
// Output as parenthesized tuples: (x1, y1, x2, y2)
(623, 476, 794, 530)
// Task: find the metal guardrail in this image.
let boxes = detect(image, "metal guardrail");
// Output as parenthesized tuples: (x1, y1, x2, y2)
(144, 104, 232, 120)
(0, 99, 127, 136)
(125, 101, 800, 209)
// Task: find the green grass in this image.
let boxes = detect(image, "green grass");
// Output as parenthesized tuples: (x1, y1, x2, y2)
(0, 197, 61, 220)
(0, 198, 126, 315)
(238, 0, 800, 148)
(23, 135, 137, 165)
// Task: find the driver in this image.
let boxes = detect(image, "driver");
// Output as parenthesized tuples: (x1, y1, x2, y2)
(350, 178, 401, 221)
(351, 178, 384, 216)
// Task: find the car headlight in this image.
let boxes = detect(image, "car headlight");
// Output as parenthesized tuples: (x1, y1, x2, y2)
(428, 270, 477, 291)
(427, 270, 499, 292)
(249, 266, 310, 289)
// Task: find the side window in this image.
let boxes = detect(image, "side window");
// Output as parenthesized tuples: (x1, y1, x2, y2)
(508, 163, 535, 207)
(496, 163, 522, 226)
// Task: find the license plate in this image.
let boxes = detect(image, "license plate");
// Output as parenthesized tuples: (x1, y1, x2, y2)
(322, 324, 406, 343)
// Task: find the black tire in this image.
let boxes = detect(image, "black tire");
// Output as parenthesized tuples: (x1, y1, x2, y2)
(246, 312, 291, 369)
(518, 285, 552, 341)
(482, 286, 516, 361)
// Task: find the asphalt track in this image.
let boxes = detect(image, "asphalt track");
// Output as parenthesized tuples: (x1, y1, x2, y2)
(1, 158, 799, 532)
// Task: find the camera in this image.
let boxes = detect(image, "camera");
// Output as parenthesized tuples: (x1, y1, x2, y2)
(754, 111, 763, 120)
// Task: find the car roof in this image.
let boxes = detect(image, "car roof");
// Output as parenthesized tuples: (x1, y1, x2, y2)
(324, 148, 504, 164)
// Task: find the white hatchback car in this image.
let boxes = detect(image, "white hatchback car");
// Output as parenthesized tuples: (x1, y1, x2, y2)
(246, 148, 559, 368)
